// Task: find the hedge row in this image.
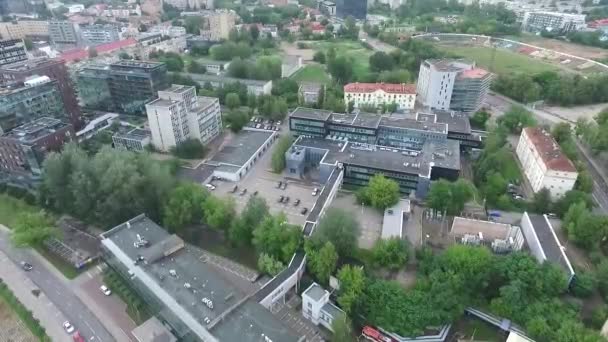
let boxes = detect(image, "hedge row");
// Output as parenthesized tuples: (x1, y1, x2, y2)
(0, 280, 51, 341)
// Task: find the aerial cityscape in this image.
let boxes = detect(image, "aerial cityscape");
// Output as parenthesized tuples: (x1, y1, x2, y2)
(0, 0, 608, 341)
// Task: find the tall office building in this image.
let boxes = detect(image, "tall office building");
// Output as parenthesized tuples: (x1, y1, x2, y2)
(108, 60, 169, 115)
(79, 24, 121, 46)
(199, 10, 236, 41)
(0, 39, 27, 66)
(49, 21, 80, 50)
(0, 20, 49, 40)
(75, 64, 113, 111)
(335, 0, 367, 20)
(146, 85, 222, 152)
(0, 117, 74, 177)
(522, 11, 586, 33)
(416, 59, 491, 113)
(0, 58, 83, 129)
(0, 76, 68, 133)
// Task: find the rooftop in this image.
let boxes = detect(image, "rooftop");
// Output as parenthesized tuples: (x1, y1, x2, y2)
(3, 117, 71, 145)
(290, 107, 333, 121)
(380, 116, 447, 134)
(113, 128, 151, 141)
(0, 57, 62, 72)
(382, 199, 410, 239)
(60, 38, 137, 63)
(433, 110, 472, 135)
(303, 283, 327, 302)
(425, 59, 475, 72)
(329, 112, 381, 129)
(211, 129, 274, 167)
(186, 73, 271, 87)
(458, 67, 491, 80)
(344, 82, 416, 94)
(526, 213, 574, 277)
(131, 317, 177, 342)
(101, 215, 301, 342)
(451, 217, 514, 241)
(110, 60, 164, 70)
(523, 127, 577, 172)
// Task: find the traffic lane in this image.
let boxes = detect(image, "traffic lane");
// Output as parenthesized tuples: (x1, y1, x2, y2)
(0, 233, 115, 342)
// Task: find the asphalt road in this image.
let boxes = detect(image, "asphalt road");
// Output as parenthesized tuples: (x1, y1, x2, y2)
(0, 230, 115, 342)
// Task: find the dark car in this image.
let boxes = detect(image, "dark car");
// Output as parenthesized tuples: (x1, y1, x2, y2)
(284, 196, 290, 203)
(294, 199, 300, 206)
(301, 208, 308, 215)
(20, 261, 32, 271)
(278, 195, 284, 203)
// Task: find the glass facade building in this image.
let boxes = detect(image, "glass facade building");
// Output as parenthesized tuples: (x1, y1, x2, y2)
(75, 64, 113, 111)
(108, 61, 169, 115)
(335, 0, 367, 20)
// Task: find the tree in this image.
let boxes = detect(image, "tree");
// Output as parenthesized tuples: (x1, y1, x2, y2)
(228, 196, 269, 246)
(188, 60, 207, 74)
(331, 316, 353, 342)
(572, 271, 597, 298)
(11, 212, 56, 247)
(225, 92, 241, 109)
(531, 188, 551, 214)
(250, 25, 260, 41)
(314, 208, 360, 257)
(553, 190, 593, 217)
(202, 196, 235, 230)
(378, 69, 410, 83)
(163, 184, 209, 232)
(119, 52, 131, 60)
(257, 253, 284, 276)
(271, 135, 294, 173)
(170, 139, 206, 159)
(23, 37, 33, 51)
(439, 245, 494, 292)
(470, 110, 490, 129)
(369, 52, 395, 72)
(327, 56, 354, 84)
(184, 16, 203, 34)
(427, 179, 476, 215)
(575, 170, 593, 194)
(372, 238, 409, 270)
(313, 51, 326, 64)
(225, 110, 249, 133)
(337, 265, 365, 314)
(551, 122, 572, 144)
(497, 105, 536, 133)
(360, 174, 400, 210)
(88, 48, 98, 58)
(306, 241, 338, 284)
(252, 213, 301, 263)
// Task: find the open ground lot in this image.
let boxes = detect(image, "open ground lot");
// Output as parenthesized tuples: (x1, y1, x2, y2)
(290, 64, 331, 84)
(0, 300, 36, 342)
(513, 34, 608, 60)
(440, 45, 561, 75)
(329, 191, 383, 249)
(311, 40, 373, 79)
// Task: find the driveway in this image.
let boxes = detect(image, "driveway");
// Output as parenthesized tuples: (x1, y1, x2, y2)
(0, 227, 116, 342)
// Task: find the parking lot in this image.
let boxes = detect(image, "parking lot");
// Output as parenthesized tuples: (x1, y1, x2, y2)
(329, 192, 383, 249)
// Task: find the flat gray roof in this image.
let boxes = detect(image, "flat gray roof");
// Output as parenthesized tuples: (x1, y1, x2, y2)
(382, 200, 410, 239)
(147, 98, 175, 107)
(451, 217, 513, 241)
(184, 72, 270, 87)
(211, 130, 273, 167)
(101, 215, 301, 342)
(113, 128, 150, 141)
(434, 110, 472, 134)
(290, 107, 333, 121)
(321, 302, 344, 319)
(303, 283, 327, 301)
(132, 317, 177, 342)
(527, 213, 574, 277)
(380, 116, 447, 134)
(329, 112, 381, 129)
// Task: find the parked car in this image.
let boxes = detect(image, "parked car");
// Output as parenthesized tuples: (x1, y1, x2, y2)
(283, 196, 290, 203)
(63, 321, 75, 334)
(253, 190, 259, 196)
(294, 199, 300, 206)
(277, 181, 282, 189)
(281, 182, 287, 190)
(73, 332, 85, 342)
(231, 185, 238, 193)
(205, 184, 216, 191)
(20, 261, 32, 271)
(301, 208, 308, 215)
(278, 195, 284, 203)
(100, 285, 111, 296)
(240, 188, 247, 196)
(312, 188, 319, 196)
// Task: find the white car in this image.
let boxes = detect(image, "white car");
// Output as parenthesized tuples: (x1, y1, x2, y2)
(205, 184, 216, 191)
(63, 321, 75, 334)
(100, 285, 112, 296)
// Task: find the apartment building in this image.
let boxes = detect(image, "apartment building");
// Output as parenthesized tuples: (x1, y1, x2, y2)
(0, 117, 74, 176)
(163, 0, 213, 10)
(0, 58, 82, 129)
(344, 82, 417, 110)
(417, 59, 491, 113)
(199, 10, 236, 41)
(0, 20, 49, 40)
(516, 127, 578, 199)
(49, 21, 80, 50)
(102, 4, 141, 18)
(522, 11, 586, 33)
(146, 85, 222, 152)
(335, 0, 367, 19)
(79, 24, 121, 46)
(0, 38, 27, 66)
(0, 76, 67, 132)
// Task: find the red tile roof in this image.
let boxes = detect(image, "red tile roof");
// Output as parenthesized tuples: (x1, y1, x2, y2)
(524, 127, 577, 173)
(589, 18, 608, 28)
(344, 82, 416, 94)
(60, 38, 137, 63)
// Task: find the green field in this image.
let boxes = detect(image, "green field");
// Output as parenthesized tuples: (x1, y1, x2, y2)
(0, 194, 39, 228)
(439, 45, 560, 75)
(311, 40, 373, 79)
(291, 65, 332, 84)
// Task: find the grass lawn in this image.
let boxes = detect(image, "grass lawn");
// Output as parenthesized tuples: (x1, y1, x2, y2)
(35, 247, 83, 280)
(439, 45, 560, 75)
(311, 40, 373, 79)
(290, 65, 332, 84)
(0, 194, 39, 228)
(456, 317, 503, 341)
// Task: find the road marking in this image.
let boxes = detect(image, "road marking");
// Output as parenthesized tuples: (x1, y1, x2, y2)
(87, 271, 93, 279)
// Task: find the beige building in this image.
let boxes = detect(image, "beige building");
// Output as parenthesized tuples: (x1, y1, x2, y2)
(344, 82, 417, 110)
(200, 11, 236, 41)
(516, 127, 578, 199)
(0, 20, 49, 40)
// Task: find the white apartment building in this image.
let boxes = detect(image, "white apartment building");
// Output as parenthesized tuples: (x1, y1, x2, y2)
(302, 283, 345, 332)
(344, 82, 416, 110)
(199, 10, 236, 41)
(146, 85, 222, 152)
(516, 127, 578, 199)
(522, 11, 586, 33)
(416, 59, 491, 113)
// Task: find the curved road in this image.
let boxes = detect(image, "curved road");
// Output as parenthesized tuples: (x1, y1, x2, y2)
(0, 230, 115, 342)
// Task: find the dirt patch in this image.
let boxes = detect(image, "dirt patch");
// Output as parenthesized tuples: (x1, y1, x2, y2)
(518, 36, 608, 60)
(0, 300, 36, 342)
(280, 42, 315, 62)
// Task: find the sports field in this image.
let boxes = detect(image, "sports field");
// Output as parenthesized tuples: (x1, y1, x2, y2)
(290, 65, 331, 84)
(439, 45, 561, 75)
(311, 40, 373, 79)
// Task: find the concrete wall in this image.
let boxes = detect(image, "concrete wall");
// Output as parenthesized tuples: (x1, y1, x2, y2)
(520, 212, 546, 263)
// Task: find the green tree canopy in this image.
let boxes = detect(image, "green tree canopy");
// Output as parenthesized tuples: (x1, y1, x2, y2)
(252, 213, 301, 263)
(11, 212, 56, 247)
(336, 265, 365, 314)
(228, 196, 269, 246)
(314, 208, 360, 258)
(372, 238, 409, 270)
(359, 174, 400, 210)
(163, 183, 209, 232)
(306, 240, 338, 285)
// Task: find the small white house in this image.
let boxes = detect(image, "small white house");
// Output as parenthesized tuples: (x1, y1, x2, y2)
(302, 283, 345, 332)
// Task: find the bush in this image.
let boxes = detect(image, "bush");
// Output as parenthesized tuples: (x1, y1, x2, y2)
(170, 139, 207, 159)
(572, 271, 597, 298)
(271, 135, 294, 173)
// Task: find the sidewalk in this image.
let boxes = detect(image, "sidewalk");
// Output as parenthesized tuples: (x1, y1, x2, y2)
(0, 249, 71, 342)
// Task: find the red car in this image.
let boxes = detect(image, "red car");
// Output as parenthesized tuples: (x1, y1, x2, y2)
(73, 332, 85, 342)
